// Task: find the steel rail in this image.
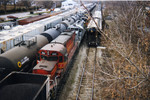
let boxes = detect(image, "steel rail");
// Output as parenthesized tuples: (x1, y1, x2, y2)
(76, 48, 90, 100)
(91, 47, 97, 100)
(76, 47, 97, 100)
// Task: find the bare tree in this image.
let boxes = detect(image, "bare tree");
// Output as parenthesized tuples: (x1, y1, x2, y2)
(13, 0, 16, 11)
(21, 0, 33, 9)
(100, 1, 150, 99)
(81, 1, 150, 99)
(41, 1, 53, 9)
(0, 0, 2, 6)
(2, 0, 10, 13)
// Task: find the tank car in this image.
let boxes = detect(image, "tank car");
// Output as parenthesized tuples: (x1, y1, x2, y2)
(68, 19, 86, 44)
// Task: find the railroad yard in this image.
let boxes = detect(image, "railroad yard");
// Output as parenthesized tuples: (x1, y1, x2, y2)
(59, 40, 104, 100)
(0, 1, 150, 100)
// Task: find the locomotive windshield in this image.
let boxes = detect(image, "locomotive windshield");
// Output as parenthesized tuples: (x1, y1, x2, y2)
(47, 56, 58, 61)
(41, 55, 47, 60)
(41, 55, 59, 61)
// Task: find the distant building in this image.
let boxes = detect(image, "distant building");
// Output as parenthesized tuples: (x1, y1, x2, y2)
(61, 0, 78, 10)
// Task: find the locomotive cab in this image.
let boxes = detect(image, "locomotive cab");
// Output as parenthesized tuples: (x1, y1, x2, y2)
(33, 44, 68, 79)
(87, 27, 101, 46)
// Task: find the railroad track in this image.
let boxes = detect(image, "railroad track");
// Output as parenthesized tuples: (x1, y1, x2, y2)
(76, 47, 97, 100)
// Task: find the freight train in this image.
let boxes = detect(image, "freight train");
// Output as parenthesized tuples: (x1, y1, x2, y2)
(87, 3, 103, 46)
(0, 4, 96, 100)
(32, 18, 87, 99)
(0, 4, 95, 80)
(0, 7, 80, 54)
(0, 13, 82, 80)
(0, 4, 95, 54)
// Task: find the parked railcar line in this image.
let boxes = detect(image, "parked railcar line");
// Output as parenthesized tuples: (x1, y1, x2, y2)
(76, 47, 97, 100)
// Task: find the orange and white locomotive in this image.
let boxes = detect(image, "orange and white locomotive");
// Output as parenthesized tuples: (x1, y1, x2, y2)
(33, 31, 77, 80)
(33, 18, 86, 89)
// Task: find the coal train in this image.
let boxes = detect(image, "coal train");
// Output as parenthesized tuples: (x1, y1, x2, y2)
(0, 4, 96, 100)
(87, 3, 103, 46)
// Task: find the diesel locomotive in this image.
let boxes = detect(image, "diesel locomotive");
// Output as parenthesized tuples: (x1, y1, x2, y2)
(87, 3, 103, 46)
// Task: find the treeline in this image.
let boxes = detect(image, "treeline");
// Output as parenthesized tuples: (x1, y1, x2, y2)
(0, 6, 40, 15)
(0, 0, 62, 14)
(99, 1, 150, 99)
